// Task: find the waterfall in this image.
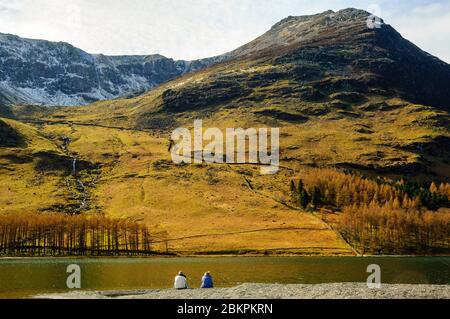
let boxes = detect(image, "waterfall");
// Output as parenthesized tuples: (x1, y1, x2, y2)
(72, 158, 77, 175)
(61, 135, 89, 213)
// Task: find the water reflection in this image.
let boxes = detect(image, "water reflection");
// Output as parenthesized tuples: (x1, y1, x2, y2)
(0, 257, 448, 298)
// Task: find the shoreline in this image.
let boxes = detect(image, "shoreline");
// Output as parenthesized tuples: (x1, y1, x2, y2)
(35, 283, 450, 299)
(1, 253, 449, 259)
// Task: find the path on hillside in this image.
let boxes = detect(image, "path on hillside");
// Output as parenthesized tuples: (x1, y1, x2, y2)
(22, 119, 166, 135)
(151, 226, 330, 243)
(227, 164, 360, 256)
(28, 120, 359, 254)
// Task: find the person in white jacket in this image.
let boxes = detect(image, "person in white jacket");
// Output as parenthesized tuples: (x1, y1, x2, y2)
(174, 271, 189, 289)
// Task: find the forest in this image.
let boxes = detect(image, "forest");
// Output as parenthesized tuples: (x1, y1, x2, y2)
(0, 213, 156, 256)
(289, 168, 450, 254)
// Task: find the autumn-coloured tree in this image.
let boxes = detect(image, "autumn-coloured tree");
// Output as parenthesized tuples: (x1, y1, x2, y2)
(339, 204, 450, 254)
(0, 213, 156, 256)
(288, 168, 450, 254)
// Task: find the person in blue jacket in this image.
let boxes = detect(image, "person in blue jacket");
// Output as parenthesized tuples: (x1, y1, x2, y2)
(200, 271, 214, 288)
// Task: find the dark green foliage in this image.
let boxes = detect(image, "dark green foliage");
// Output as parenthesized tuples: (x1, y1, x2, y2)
(290, 180, 296, 194)
(395, 182, 449, 210)
(297, 179, 304, 194)
(311, 186, 322, 209)
(299, 189, 310, 209)
(290, 179, 310, 209)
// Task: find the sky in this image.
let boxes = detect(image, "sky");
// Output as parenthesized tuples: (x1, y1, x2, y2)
(0, 0, 449, 63)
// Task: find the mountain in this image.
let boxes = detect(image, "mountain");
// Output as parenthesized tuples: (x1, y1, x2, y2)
(4, 8, 449, 110)
(0, 33, 224, 106)
(42, 8, 449, 179)
(157, 8, 450, 113)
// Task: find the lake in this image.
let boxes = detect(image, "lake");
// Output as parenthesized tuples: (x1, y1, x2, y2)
(0, 256, 449, 298)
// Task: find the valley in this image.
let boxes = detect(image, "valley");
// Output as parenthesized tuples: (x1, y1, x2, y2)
(0, 8, 449, 256)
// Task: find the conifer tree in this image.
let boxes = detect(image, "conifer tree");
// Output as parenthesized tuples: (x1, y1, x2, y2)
(299, 189, 309, 209)
(311, 186, 321, 209)
(290, 180, 297, 202)
(297, 179, 304, 194)
(290, 180, 296, 194)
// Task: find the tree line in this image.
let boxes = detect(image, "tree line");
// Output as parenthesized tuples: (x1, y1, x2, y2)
(0, 213, 158, 256)
(289, 168, 450, 254)
(340, 202, 450, 254)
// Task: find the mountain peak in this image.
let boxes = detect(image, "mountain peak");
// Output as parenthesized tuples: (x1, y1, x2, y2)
(162, 7, 450, 112)
(226, 8, 384, 59)
(272, 10, 335, 28)
(272, 8, 372, 27)
(271, 8, 376, 30)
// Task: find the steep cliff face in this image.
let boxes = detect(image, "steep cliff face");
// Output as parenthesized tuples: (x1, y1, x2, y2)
(0, 33, 222, 106)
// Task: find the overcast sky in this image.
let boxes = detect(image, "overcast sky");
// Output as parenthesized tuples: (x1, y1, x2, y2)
(0, 0, 449, 62)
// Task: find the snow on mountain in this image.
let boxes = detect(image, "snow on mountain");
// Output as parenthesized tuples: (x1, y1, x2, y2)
(0, 33, 221, 106)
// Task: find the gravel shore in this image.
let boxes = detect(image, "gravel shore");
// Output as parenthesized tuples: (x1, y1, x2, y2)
(35, 283, 450, 299)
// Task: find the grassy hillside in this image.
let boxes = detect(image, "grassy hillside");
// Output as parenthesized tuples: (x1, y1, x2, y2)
(0, 119, 353, 255)
(3, 97, 447, 254)
(41, 53, 450, 182)
(49, 123, 355, 254)
(0, 118, 69, 215)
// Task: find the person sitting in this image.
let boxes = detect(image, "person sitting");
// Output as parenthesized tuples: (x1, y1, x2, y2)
(174, 271, 188, 289)
(200, 271, 214, 288)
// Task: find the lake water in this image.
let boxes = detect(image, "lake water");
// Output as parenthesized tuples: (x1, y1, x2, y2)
(0, 256, 449, 298)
